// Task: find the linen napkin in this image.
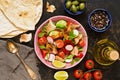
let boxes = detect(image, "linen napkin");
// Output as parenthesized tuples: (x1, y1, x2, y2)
(0, 40, 41, 80)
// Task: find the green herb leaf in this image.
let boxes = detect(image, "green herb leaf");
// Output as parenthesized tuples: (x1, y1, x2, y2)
(42, 26, 47, 32)
(79, 48, 84, 52)
(38, 32, 45, 37)
(74, 58, 80, 62)
(69, 30, 76, 40)
(39, 45, 46, 49)
(67, 54, 73, 59)
(71, 58, 80, 64)
(68, 36, 75, 40)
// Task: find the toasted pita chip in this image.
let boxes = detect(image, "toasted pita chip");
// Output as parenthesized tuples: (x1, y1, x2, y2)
(46, 1, 56, 13)
(20, 33, 32, 43)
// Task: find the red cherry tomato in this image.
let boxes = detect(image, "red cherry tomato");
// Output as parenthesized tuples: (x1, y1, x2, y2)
(78, 39, 85, 47)
(74, 69, 83, 79)
(58, 51, 65, 59)
(41, 50, 47, 58)
(93, 70, 103, 80)
(38, 36, 47, 45)
(55, 39, 64, 48)
(84, 72, 92, 80)
(85, 59, 94, 69)
(75, 52, 84, 58)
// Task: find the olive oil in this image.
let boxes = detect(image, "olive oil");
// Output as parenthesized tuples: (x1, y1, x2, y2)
(93, 39, 119, 66)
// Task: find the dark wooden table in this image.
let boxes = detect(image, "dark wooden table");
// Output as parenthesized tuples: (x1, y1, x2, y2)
(1, 0, 120, 80)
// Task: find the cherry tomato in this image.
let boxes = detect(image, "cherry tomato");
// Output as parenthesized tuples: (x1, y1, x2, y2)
(55, 39, 64, 48)
(78, 39, 85, 47)
(38, 36, 47, 45)
(41, 50, 47, 58)
(74, 69, 83, 79)
(93, 70, 103, 80)
(75, 52, 84, 58)
(84, 72, 92, 80)
(58, 51, 65, 58)
(85, 59, 94, 69)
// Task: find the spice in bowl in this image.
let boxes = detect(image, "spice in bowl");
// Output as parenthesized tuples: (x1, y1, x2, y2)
(88, 9, 112, 32)
(90, 10, 109, 29)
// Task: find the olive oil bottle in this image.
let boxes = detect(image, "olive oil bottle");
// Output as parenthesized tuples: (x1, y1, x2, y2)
(93, 39, 119, 66)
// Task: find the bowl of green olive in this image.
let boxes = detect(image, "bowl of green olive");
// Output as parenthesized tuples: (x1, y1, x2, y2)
(64, 0, 86, 15)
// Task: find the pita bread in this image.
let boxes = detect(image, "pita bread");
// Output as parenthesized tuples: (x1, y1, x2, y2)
(0, 10, 22, 36)
(0, 0, 43, 38)
(0, 29, 27, 38)
(0, 0, 43, 30)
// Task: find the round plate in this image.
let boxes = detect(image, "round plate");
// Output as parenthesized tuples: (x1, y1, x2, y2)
(34, 15, 88, 69)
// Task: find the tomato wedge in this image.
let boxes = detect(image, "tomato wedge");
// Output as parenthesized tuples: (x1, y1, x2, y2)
(41, 50, 47, 58)
(38, 36, 47, 45)
(75, 52, 84, 58)
(58, 51, 65, 59)
(55, 39, 64, 48)
(78, 39, 85, 47)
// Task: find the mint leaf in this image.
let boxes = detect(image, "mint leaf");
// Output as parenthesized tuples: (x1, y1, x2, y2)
(74, 58, 80, 62)
(38, 32, 45, 37)
(66, 54, 74, 59)
(71, 58, 80, 64)
(79, 48, 84, 52)
(39, 45, 46, 49)
(42, 26, 47, 32)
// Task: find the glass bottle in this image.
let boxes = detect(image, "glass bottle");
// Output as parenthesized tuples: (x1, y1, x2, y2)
(93, 39, 119, 66)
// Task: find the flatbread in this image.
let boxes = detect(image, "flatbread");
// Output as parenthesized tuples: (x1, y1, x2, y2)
(0, 10, 20, 36)
(0, 0, 43, 38)
(0, 0, 43, 30)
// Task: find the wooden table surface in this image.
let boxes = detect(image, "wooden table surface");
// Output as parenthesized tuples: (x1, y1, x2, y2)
(1, 0, 120, 80)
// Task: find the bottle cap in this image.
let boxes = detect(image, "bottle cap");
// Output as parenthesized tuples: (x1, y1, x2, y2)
(109, 50, 119, 61)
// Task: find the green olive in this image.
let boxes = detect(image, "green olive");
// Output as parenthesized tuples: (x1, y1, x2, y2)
(66, 1, 72, 9)
(79, 3, 85, 10)
(70, 5, 78, 13)
(72, 1, 79, 5)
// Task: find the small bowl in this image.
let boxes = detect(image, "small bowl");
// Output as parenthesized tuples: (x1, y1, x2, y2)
(88, 8, 112, 32)
(64, 0, 86, 15)
(34, 16, 88, 69)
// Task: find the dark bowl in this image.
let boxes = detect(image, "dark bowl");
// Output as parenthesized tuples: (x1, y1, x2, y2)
(88, 8, 112, 32)
(64, 0, 86, 15)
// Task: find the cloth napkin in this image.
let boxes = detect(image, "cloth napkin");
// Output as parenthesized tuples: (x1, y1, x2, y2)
(0, 40, 41, 80)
